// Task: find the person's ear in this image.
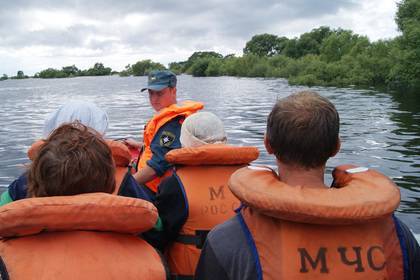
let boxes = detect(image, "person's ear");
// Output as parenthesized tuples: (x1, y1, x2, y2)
(331, 137, 341, 157)
(264, 134, 274, 154)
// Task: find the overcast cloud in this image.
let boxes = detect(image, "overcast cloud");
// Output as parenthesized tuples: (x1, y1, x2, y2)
(0, 0, 400, 76)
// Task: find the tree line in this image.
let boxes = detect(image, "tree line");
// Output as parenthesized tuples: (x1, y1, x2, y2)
(1, 0, 418, 91)
(0, 60, 166, 81)
(168, 0, 419, 91)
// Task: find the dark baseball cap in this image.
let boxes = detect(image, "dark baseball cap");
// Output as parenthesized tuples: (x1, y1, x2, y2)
(141, 70, 177, 92)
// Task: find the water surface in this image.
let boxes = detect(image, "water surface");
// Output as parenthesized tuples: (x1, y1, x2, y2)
(0, 75, 419, 235)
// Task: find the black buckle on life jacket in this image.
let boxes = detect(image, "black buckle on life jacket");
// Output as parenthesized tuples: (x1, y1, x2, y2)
(176, 230, 209, 249)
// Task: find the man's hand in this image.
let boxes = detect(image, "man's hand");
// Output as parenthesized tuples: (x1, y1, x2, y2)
(123, 138, 142, 150)
(134, 165, 157, 185)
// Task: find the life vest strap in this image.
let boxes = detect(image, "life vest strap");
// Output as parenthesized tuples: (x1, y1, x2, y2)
(175, 230, 209, 249)
(170, 274, 193, 280)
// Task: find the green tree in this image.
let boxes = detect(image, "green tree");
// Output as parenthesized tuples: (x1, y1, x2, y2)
(265, 55, 293, 77)
(38, 68, 66, 78)
(169, 61, 187, 74)
(281, 39, 300, 58)
(84, 63, 112, 76)
(273, 37, 289, 55)
(131, 60, 165, 76)
(11, 70, 28, 79)
(184, 52, 223, 72)
(320, 29, 366, 62)
(119, 64, 133, 77)
(247, 60, 269, 77)
(223, 54, 236, 59)
(396, 0, 420, 32)
(353, 40, 393, 86)
(243, 33, 281, 57)
(205, 58, 223, 76)
(221, 55, 240, 76)
(61, 65, 80, 77)
(294, 26, 333, 57)
(187, 51, 223, 61)
(390, 0, 420, 88)
(0, 74, 8, 81)
(233, 54, 262, 76)
(16, 70, 28, 79)
(190, 58, 211, 76)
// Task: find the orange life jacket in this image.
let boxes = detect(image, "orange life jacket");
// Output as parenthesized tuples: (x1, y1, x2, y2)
(164, 144, 259, 278)
(138, 101, 204, 193)
(0, 193, 167, 279)
(28, 140, 132, 195)
(229, 165, 404, 280)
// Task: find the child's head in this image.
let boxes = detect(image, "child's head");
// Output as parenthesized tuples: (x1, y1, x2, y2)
(180, 112, 227, 147)
(42, 100, 109, 138)
(28, 122, 115, 197)
(266, 91, 340, 169)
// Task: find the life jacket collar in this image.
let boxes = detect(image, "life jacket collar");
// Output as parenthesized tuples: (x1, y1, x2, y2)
(229, 164, 400, 225)
(0, 193, 158, 238)
(165, 144, 259, 165)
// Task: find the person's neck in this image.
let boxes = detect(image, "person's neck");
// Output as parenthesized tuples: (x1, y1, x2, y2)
(155, 102, 177, 114)
(277, 160, 327, 188)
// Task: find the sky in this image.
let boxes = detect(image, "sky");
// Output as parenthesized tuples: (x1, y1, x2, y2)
(0, 0, 401, 76)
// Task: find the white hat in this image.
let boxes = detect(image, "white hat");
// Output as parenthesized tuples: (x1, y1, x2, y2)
(42, 100, 109, 138)
(180, 112, 227, 148)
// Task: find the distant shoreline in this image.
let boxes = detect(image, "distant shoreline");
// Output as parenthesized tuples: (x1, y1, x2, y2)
(3, 4, 420, 92)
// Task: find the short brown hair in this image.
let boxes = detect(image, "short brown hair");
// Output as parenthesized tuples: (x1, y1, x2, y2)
(28, 122, 116, 197)
(266, 91, 339, 169)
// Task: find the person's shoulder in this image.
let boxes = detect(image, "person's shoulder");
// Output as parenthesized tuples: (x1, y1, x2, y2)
(210, 215, 239, 233)
(393, 215, 420, 278)
(156, 115, 183, 135)
(393, 216, 418, 245)
(152, 116, 183, 148)
(207, 216, 244, 253)
(162, 115, 184, 128)
(8, 173, 28, 200)
(205, 215, 258, 279)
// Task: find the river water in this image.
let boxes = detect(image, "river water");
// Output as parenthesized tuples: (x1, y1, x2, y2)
(0, 75, 419, 237)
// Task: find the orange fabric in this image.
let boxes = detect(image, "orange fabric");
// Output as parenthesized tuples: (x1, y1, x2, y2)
(229, 165, 404, 280)
(27, 140, 44, 160)
(166, 144, 259, 165)
(229, 165, 400, 224)
(0, 193, 157, 237)
(138, 101, 204, 192)
(113, 166, 128, 194)
(0, 231, 166, 280)
(27, 140, 132, 195)
(0, 194, 165, 279)
(105, 140, 132, 194)
(105, 140, 131, 167)
(165, 144, 258, 276)
(243, 208, 403, 280)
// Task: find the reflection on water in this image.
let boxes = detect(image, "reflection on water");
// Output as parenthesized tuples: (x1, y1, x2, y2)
(0, 76, 419, 234)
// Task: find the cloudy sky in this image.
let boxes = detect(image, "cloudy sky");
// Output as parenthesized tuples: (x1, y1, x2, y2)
(0, 0, 400, 76)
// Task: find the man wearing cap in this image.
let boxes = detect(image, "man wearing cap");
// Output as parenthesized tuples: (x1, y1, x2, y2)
(124, 70, 203, 196)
